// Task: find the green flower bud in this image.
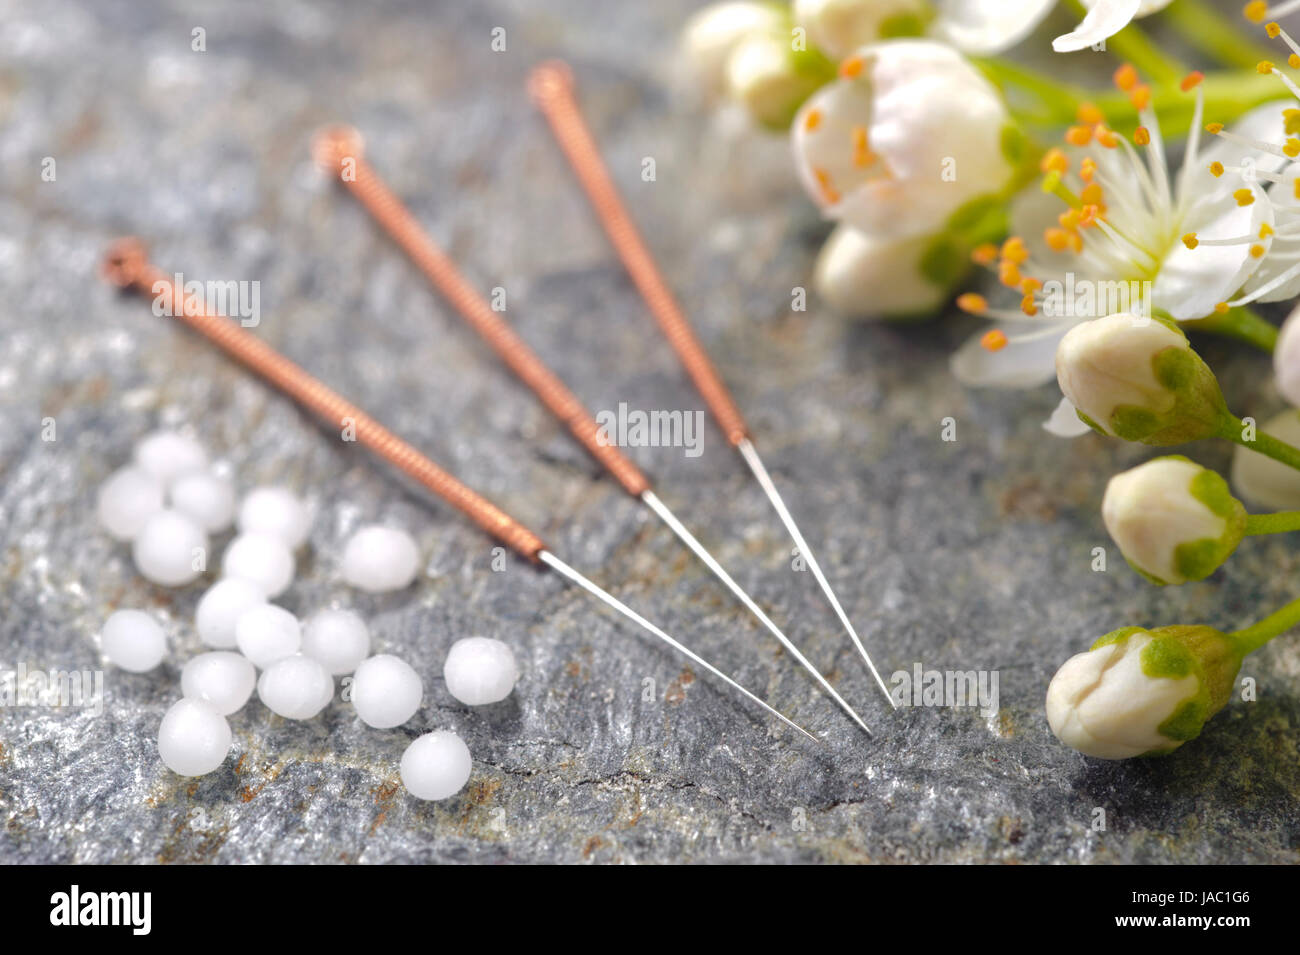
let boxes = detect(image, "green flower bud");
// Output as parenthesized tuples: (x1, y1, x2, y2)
(1046, 625, 1243, 760)
(1102, 456, 1246, 585)
(1055, 313, 1229, 445)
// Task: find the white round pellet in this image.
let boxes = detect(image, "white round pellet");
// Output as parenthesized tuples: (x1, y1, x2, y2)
(237, 486, 312, 549)
(340, 525, 421, 593)
(234, 604, 301, 668)
(400, 731, 472, 801)
(257, 654, 334, 720)
(132, 510, 209, 587)
(443, 637, 519, 705)
(133, 430, 209, 485)
(100, 609, 167, 673)
(350, 653, 422, 728)
(169, 470, 236, 533)
(301, 609, 371, 675)
(195, 578, 267, 649)
(157, 698, 232, 777)
(222, 532, 295, 598)
(181, 651, 257, 715)
(96, 466, 165, 541)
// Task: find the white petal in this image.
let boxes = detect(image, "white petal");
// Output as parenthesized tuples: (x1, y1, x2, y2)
(951, 324, 1069, 389)
(1043, 395, 1094, 437)
(1134, 0, 1176, 15)
(931, 0, 1056, 55)
(1052, 0, 1141, 53)
(1154, 182, 1272, 319)
(1196, 100, 1292, 176)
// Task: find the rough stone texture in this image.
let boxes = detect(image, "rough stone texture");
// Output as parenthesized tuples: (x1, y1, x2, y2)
(1, 0, 1297, 864)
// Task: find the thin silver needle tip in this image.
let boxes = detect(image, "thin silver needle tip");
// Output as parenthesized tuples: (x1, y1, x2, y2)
(735, 438, 897, 710)
(538, 549, 819, 743)
(640, 490, 872, 736)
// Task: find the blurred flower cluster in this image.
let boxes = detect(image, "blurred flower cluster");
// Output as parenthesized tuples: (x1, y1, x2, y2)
(682, 0, 1300, 761)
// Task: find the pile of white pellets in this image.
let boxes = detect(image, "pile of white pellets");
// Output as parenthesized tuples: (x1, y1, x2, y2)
(95, 429, 521, 802)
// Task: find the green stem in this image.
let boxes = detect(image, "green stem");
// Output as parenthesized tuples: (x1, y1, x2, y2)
(1244, 511, 1300, 534)
(1229, 592, 1300, 653)
(1064, 0, 1186, 85)
(1179, 306, 1278, 353)
(1218, 415, 1300, 471)
(1161, 0, 1278, 71)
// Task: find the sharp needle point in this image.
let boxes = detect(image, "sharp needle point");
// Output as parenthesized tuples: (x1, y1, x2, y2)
(640, 491, 872, 736)
(538, 550, 820, 743)
(736, 439, 897, 710)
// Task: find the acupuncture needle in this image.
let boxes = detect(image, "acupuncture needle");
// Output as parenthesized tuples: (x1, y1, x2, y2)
(311, 126, 872, 737)
(528, 60, 896, 709)
(100, 237, 816, 743)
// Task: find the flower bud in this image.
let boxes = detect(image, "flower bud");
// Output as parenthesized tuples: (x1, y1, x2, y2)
(681, 2, 786, 98)
(1231, 408, 1300, 509)
(1273, 301, 1300, 407)
(1102, 456, 1246, 585)
(1046, 625, 1243, 759)
(793, 0, 930, 61)
(792, 40, 1016, 240)
(727, 29, 834, 129)
(813, 224, 953, 319)
(1055, 313, 1229, 445)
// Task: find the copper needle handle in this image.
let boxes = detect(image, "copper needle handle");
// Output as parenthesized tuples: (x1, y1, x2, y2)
(527, 61, 750, 448)
(100, 238, 548, 562)
(311, 126, 651, 499)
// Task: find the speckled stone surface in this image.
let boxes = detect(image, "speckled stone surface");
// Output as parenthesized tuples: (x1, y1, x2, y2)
(1, 0, 1297, 864)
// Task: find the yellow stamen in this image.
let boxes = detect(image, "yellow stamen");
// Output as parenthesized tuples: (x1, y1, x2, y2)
(1078, 205, 1100, 228)
(1020, 295, 1038, 317)
(1095, 126, 1118, 148)
(1294, 177, 1300, 200)
(852, 125, 874, 167)
(1059, 209, 1082, 230)
(813, 167, 840, 205)
(1182, 233, 1199, 249)
(1291, 53, 1300, 69)
(1114, 63, 1138, 92)
(1234, 188, 1256, 206)
(1268, 21, 1283, 38)
(1080, 183, 1104, 207)
(1129, 85, 1151, 110)
(1258, 59, 1276, 74)
(981, 329, 1008, 351)
(971, 243, 998, 266)
(1134, 126, 1150, 146)
(999, 260, 1022, 288)
(1261, 223, 1275, 238)
(1000, 236, 1029, 265)
(1209, 161, 1225, 177)
(804, 109, 822, 132)
(1285, 138, 1300, 157)
(1044, 227, 1071, 252)
(1080, 157, 1097, 182)
(1214, 301, 1230, 314)
(1251, 244, 1266, 257)
(1040, 147, 1068, 175)
(957, 293, 989, 314)
(1244, 1, 1268, 22)
(839, 55, 864, 79)
(1286, 109, 1300, 135)
(1205, 122, 1225, 134)
(1065, 125, 1092, 146)
(1021, 277, 1043, 294)
(1076, 102, 1104, 125)
(1180, 71, 1204, 92)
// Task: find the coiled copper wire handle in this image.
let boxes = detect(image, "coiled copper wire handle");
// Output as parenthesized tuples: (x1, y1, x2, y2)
(527, 61, 750, 448)
(101, 238, 547, 562)
(311, 126, 651, 498)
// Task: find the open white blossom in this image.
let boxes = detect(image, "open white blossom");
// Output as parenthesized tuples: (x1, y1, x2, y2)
(951, 71, 1289, 431)
(792, 40, 1016, 240)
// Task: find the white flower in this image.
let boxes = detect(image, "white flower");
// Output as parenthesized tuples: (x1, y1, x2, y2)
(681, 2, 786, 97)
(1047, 629, 1200, 759)
(792, 40, 1016, 240)
(1052, 0, 1177, 53)
(1274, 301, 1300, 404)
(951, 74, 1288, 407)
(727, 29, 831, 128)
(794, 0, 1059, 58)
(1101, 456, 1246, 584)
(1054, 312, 1228, 444)
(813, 223, 951, 318)
(1231, 407, 1300, 508)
